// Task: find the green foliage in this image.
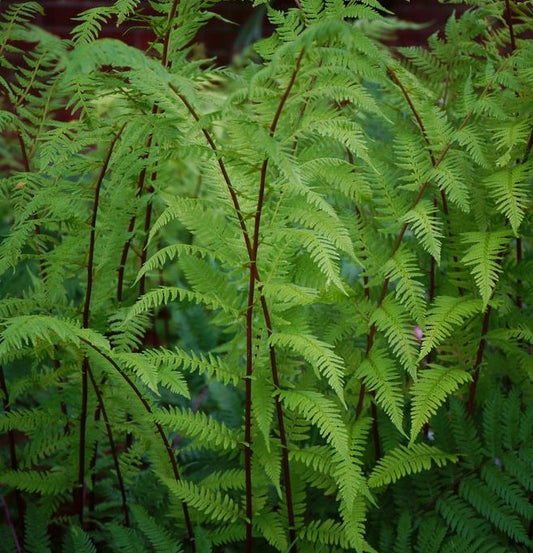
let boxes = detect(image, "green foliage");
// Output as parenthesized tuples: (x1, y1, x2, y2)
(0, 1, 531, 552)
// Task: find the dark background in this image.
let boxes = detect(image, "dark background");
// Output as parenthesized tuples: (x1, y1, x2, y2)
(4, 0, 468, 62)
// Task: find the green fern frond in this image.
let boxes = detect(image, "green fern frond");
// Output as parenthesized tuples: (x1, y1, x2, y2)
(431, 150, 471, 211)
(409, 365, 472, 441)
(138, 243, 215, 280)
(484, 165, 530, 235)
(153, 406, 241, 452)
(356, 347, 404, 434)
(141, 347, 240, 386)
(254, 510, 288, 552)
(370, 296, 419, 377)
(65, 527, 97, 553)
(278, 228, 346, 292)
(126, 285, 239, 321)
(130, 504, 182, 553)
(401, 199, 444, 262)
(368, 443, 457, 488)
(279, 389, 348, 454)
(383, 247, 427, 321)
(300, 518, 350, 549)
(419, 295, 482, 359)
(168, 479, 242, 522)
(481, 463, 533, 522)
(270, 332, 345, 401)
(459, 476, 530, 545)
(112, 352, 162, 393)
(71, 7, 114, 44)
(1, 468, 72, 495)
(24, 503, 52, 553)
(461, 231, 511, 306)
(0, 315, 110, 362)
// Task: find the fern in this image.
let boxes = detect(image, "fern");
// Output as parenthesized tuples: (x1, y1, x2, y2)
(461, 231, 511, 306)
(0, 1, 531, 551)
(368, 443, 457, 488)
(409, 365, 471, 441)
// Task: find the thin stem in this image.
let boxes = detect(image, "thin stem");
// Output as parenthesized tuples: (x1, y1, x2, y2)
(0, 367, 24, 522)
(87, 365, 130, 526)
(117, 139, 153, 303)
(1, 497, 22, 553)
(244, 271, 255, 552)
(83, 126, 126, 329)
(17, 132, 47, 280)
(466, 305, 492, 415)
(387, 68, 436, 166)
(138, 189, 154, 298)
(170, 53, 305, 550)
(515, 237, 522, 309)
(504, 0, 516, 52)
(117, 0, 179, 303)
(76, 357, 90, 523)
(258, 294, 297, 546)
(170, 86, 253, 254)
(76, 125, 125, 523)
(78, 338, 195, 551)
(245, 47, 305, 553)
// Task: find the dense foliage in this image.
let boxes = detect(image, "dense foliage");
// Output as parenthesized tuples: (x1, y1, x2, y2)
(0, 1, 531, 552)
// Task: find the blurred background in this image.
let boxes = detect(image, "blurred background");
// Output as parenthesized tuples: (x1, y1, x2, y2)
(4, 0, 468, 62)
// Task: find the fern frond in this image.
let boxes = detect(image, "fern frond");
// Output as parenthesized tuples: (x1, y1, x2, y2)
(459, 476, 530, 545)
(1, 468, 72, 495)
(126, 285, 239, 320)
(65, 527, 97, 553)
(419, 295, 482, 359)
(461, 231, 510, 306)
(168, 479, 242, 522)
(356, 347, 404, 434)
(383, 247, 427, 321)
(130, 504, 182, 553)
(270, 332, 345, 401)
(484, 165, 530, 235)
(279, 228, 346, 292)
(71, 7, 114, 44)
(24, 503, 52, 553)
(409, 365, 472, 441)
(370, 296, 419, 377)
(368, 444, 457, 488)
(431, 150, 471, 211)
(254, 510, 288, 552)
(141, 347, 240, 386)
(153, 406, 241, 452)
(401, 199, 444, 262)
(279, 389, 348, 454)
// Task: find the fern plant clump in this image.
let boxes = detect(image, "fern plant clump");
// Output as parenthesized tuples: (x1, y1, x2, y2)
(0, 0, 531, 552)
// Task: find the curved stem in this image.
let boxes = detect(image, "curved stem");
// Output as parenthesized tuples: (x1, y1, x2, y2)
(78, 338, 195, 551)
(244, 47, 305, 553)
(504, 0, 516, 52)
(76, 125, 126, 523)
(87, 364, 130, 526)
(0, 367, 24, 524)
(117, 135, 154, 303)
(16, 132, 47, 280)
(169, 50, 306, 550)
(466, 305, 492, 415)
(117, 0, 180, 303)
(170, 86, 253, 254)
(1, 497, 22, 553)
